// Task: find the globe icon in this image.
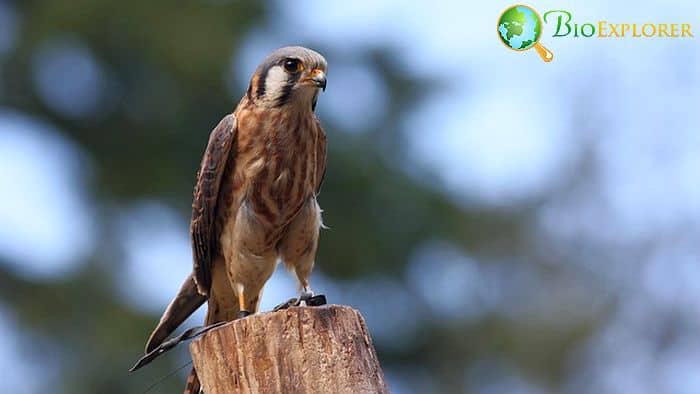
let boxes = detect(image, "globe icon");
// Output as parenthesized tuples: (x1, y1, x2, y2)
(497, 5, 553, 62)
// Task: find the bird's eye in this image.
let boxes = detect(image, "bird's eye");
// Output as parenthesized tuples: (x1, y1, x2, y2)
(283, 58, 302, 73)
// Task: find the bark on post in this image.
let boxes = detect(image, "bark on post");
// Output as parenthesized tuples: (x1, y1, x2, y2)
(189, 305, 388, 394)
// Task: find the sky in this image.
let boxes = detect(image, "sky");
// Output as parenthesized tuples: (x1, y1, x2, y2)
(1, 1, 699, 393)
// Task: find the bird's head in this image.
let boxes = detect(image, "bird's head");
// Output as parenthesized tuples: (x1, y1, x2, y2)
(247, 46, 327, 111)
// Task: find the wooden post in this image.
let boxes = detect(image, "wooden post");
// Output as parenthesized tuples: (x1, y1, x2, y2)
(190, 305, 389, 394)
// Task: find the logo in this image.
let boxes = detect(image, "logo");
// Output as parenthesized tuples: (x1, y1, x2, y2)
(498, 5, 694, 62)
(498, 5, 554, 62)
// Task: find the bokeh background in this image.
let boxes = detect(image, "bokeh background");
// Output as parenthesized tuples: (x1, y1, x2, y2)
(1, 1, 698, 393)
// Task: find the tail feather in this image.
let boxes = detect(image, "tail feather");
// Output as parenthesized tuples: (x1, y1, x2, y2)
(184, 286, 240, 393)
(146, 273, 207, 353)
(184, 367, 201, 394)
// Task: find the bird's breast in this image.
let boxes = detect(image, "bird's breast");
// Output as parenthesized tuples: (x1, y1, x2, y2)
(232, 107, 319, 229)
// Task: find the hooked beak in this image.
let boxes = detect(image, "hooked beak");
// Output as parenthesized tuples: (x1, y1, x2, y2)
(309, 69, 327, 91)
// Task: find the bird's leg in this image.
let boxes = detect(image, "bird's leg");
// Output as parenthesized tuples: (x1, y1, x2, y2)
(299, 287, 313, 304)
(272, 287, 326, 311)
(271, 287, 314, 311)
(237, 291, 251, 318)
(297, 274, 326, 306)
(283, 277, 327, 310)
(297, 286, 314, 305)
(274, 200, 327, 310)
(303, 288, 326, 306)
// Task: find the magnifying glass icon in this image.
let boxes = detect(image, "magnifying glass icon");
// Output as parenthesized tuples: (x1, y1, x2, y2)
(498, 5, 554, 62)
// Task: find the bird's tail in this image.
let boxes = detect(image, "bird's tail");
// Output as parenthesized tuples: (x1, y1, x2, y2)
(182, 302, 218, 394)
(183, 367, 201, 394)
(145, 272, 207, 353)
(182, 265, 241, 394)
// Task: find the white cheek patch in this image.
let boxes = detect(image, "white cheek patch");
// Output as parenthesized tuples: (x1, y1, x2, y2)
(264, 66, 289, 102)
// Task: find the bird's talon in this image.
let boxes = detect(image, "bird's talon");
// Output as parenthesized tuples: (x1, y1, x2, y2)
(307, 294, 327, 306)
(238, 310, 251, 318)
(299, 290, 314, 305)
(273, 298, 299, 311)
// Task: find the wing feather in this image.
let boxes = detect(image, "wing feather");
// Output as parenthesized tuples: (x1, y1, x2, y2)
(315, 119, 327, 194)
(190, 114, 237, 295)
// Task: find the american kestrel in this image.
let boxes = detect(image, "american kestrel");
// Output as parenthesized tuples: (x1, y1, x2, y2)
(142, 46, 328, 394)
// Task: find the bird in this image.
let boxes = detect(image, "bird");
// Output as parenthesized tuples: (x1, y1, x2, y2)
(142, 46, 328, 394)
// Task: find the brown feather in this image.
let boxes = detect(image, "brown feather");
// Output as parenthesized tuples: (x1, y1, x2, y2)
(144, 273, 206, 353)
(314, 116, 327, 193)
(183, 367, 200, 394)
(190, 114, 237, 295)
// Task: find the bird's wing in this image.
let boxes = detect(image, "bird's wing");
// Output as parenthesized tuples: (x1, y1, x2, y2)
(315, 119, 327, 194)
(191, 114, 237, 295)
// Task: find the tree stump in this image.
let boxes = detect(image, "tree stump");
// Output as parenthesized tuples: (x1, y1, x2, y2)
(189, 305, 388, 394)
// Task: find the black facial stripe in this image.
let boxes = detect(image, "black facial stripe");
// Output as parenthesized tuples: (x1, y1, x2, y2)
(275, 71, 301, 107)
(256, 63, 273, 98)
